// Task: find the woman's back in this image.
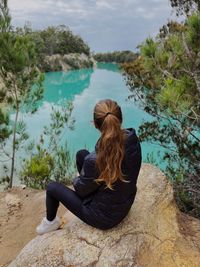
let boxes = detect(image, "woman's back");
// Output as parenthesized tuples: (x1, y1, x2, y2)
(37, 99, 142, 235)
(73, 127, 142, 229)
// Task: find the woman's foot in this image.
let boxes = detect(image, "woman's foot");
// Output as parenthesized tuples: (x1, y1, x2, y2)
(36, 216, 61, 235)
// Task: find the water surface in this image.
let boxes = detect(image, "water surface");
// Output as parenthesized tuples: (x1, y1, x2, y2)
(6, 63, 164, 185)
(25, 63, 158, 155)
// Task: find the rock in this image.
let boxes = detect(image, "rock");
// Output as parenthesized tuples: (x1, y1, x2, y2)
(19, 184, 26, 190)
(44, 53, 96, 72)
(0, 186, 68, 267)
(5, 193, 21, 208)
(8, 164, 200, 267)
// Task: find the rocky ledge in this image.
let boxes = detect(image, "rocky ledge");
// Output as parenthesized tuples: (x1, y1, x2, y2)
(4, 164, 200, 267)
(43, 53, 96, 72)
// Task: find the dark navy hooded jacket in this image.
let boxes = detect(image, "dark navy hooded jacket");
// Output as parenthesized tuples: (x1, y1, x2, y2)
(73, 128, 142, 230)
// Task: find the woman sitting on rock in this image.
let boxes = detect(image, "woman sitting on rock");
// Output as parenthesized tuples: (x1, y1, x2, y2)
(36, 99, 142, 234)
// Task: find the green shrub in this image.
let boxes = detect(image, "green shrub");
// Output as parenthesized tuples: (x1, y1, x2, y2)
(20, 149, 54, 189)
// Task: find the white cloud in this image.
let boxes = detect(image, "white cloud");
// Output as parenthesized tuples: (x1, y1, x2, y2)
(9, 0, 48, 13)
(9, 0, 90, 19)
(8, 0, 174, 51)
(96, 0, 115, 9)
(9, 0, 171, 20)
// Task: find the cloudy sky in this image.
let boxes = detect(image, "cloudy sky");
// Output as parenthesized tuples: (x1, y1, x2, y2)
(9, 0, 175, 52)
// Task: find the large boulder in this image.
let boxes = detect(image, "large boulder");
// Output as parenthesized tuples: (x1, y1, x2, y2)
(8, 164, 200, 267)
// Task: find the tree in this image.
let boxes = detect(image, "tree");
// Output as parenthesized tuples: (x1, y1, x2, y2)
(94, 50, 137, 63)
(20, 101, 76, 189)
(170, 0, 200, 15)
(0, 0, 44, 188)
(123, 13, 200, 217)
(20, 25, 91, 72)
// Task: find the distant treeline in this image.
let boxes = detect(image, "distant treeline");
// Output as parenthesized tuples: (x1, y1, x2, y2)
(16, 24, 91, 71)
(94, 51, 138, 63)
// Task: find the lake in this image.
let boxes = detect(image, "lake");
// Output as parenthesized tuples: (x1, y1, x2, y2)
(5, 63, 164, 185)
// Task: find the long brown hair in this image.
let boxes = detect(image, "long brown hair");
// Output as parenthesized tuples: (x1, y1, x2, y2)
(93, 99, 128, 190)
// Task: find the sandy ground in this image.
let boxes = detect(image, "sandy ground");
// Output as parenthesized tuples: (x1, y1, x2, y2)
(0, 186, 75, 267)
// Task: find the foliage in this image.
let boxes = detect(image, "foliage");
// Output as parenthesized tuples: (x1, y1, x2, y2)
(123, 14, 200, 218)
(170, 0, 200, 15)
(20, 147, 54, 189)
(15, 24, 91, 71)
(0, 0, 44, 188)
(0, 105, 10, 142)
(143, 151, 160, 167)
(20, 101, 76, 189)
(94, 50, 138, 63)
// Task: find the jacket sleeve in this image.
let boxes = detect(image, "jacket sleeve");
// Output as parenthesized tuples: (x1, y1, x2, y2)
(72, 157, 101, 198)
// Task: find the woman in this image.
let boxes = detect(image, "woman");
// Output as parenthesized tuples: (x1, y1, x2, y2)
(36, 99, 142, 234)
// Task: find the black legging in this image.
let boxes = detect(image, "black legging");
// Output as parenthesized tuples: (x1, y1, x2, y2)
(46, 149, 90, 223)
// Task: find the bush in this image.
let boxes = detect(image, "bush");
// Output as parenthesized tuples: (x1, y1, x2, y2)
(20, 148, 54, 189)
(20, 101, 76, 189)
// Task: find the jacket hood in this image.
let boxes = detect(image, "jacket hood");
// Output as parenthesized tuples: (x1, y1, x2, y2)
(124, 128, 139, 146)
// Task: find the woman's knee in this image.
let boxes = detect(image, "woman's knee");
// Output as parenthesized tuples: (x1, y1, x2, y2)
(76, 149, 90, 161)
(46, 181, 59, 195)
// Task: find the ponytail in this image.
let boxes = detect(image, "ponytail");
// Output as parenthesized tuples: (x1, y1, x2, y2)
(93, 99, 128, 190)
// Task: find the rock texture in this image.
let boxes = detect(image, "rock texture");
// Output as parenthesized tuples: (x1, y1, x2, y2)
(0, 186, 68, 267)
(44, 53, 96, 72)
(7, 164, 200, 267)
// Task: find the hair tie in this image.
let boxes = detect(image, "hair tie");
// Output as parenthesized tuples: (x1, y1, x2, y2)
(105, 112, 112, 117)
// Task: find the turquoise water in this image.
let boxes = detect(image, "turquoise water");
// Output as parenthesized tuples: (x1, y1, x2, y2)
(7, 63, 164, 185)
(23, 63, 162, 158)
